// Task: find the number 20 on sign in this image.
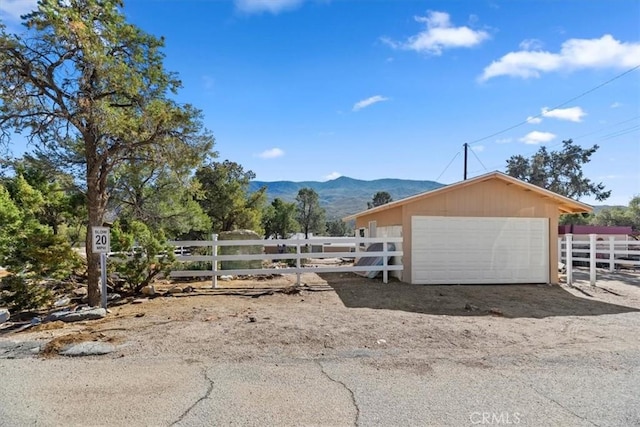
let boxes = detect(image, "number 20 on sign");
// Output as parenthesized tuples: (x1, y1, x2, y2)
(92, 226, 111, 253)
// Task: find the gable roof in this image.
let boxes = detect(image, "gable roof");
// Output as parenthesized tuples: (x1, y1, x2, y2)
(343, 171, 592, 221)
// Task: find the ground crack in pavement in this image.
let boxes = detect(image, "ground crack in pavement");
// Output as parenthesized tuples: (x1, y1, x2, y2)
(316, 361, 360, 426)
(171, 369, 214, 426)
(497, 372, 600, 427)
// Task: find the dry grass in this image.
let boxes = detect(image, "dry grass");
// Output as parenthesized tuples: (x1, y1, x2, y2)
(40, 332, 101, 357)
(30, 321, 66, 332)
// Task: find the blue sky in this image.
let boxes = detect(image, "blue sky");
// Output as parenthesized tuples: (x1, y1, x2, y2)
(1, 0, 639, 205)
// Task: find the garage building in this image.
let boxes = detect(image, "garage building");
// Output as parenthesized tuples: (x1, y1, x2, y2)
(343, 171, 592, 285)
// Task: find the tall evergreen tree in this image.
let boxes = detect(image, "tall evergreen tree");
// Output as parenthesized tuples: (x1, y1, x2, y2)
(367, 191, 393, 209)
(195, 160, 266, 233)
(263, 198, 298, 239)
(110, 161, 210, 239)
(295, 187, 325, 238)
(506, 139, 610, 201)
(0, 1, 214, 305)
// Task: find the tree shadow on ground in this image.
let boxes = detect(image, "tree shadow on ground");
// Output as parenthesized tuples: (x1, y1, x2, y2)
(318, 272, 640, 319)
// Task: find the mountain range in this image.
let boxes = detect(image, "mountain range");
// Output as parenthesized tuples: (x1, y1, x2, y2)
(248, 176, 444, 219)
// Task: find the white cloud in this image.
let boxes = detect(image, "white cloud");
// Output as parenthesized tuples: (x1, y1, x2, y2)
(257, 148, 285, 159)
(382, 10, 489, 55)
(352, 95, 389, 112)
(526, 106, 586, 124)
(323, 172, 342, 181)
(481, 34, 640, 81)
(0, 0, 37, 21)
(598, 174, 622, 180)
(495, 137, 513, 144)
(519, 38, 543, 51)
(542, 106, 586, 122)
(610, 102, 622, 108)
(519, 131, 556, 145)
(472, 144, 485, 152)
(234, 0, 304, 14)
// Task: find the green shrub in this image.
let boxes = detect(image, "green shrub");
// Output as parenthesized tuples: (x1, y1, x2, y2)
(218, 230, 263, 271)
(2, 223, 83, 280)
(0, 197, 82, 311)
(180, 261, 213, 271)
(110, 220, 176, 293)
(0, 274, 54, 311)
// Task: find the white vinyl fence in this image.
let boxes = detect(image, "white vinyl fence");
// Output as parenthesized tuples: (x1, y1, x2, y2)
(168, 235, 403, 287)
(558, 234, 640, 285)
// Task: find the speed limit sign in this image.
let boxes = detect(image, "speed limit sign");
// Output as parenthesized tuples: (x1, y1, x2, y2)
(92, 226, 111, 253)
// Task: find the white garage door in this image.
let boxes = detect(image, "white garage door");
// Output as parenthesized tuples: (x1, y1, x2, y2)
(411, 216, 549, 284)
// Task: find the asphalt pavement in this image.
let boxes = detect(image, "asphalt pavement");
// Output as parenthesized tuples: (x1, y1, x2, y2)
(1, 347, 638, 426)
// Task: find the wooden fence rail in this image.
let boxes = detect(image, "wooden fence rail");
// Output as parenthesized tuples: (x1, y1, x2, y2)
(167, 236, 403, 287)
(558, 234, 640, 285)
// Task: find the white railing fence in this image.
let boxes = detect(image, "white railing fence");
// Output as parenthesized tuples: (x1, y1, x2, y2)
(168, 235, 403, 287)
(558, 234, 640, 285)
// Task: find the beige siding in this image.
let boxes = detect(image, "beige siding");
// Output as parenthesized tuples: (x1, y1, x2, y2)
(400, 180, 560, 284)
(347, 174, 590, 285)
(388, 179, 561, 284)
(354, 206, 403, 230)
(401, 180, 557, 217)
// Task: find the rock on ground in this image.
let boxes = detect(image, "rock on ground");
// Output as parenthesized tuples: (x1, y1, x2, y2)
(45, 307, 107, 323)
(59, 342, 116, 357)
(61, 308, 107, 322)
(0, 308, 10, 324)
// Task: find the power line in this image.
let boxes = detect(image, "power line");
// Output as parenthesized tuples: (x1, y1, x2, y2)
(466, 116, 640, 176)
(465, 64, 640, 147)
(599, 125, 640, 141)
(573, 115, 639, 140)
(434, 67, 639, 181)
(435, 151, 461, 181)
(468, 145, 488, 172)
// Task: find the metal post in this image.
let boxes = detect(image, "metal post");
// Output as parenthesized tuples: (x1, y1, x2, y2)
(463, 143, 468, 180)
(589, 233, 597, 286)
(212, 233, 218, 289)
(100, 253, 107, 309)
(566, 234, 573, 285)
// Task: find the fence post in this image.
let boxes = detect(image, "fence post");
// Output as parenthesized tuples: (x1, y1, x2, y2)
(296, 236, 301, 286)
(589, 233, 596, 286)
(566, 234, 573, 285)
(558, 236, 563, 264)
(382, 240, 388, 284)
(212, 233, 218, 289)
(608, 236, 615, 272)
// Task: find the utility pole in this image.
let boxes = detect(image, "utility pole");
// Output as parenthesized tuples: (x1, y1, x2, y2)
(463, 143, 468, 180)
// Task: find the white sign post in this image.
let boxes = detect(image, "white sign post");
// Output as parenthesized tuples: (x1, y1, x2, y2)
(92, 227, 110, 309)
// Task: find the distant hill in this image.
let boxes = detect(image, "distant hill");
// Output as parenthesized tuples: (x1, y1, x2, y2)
(591, 204, 625, 214)
(249, 176, 444, 219)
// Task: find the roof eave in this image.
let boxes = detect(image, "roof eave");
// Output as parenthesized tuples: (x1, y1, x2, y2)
(342, 171, 593, 221)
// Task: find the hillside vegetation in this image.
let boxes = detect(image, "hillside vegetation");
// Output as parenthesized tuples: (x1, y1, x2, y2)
(249, 176, 444, 219)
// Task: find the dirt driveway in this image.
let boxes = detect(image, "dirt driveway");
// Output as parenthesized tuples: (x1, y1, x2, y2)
(3, 268, 639, 362)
